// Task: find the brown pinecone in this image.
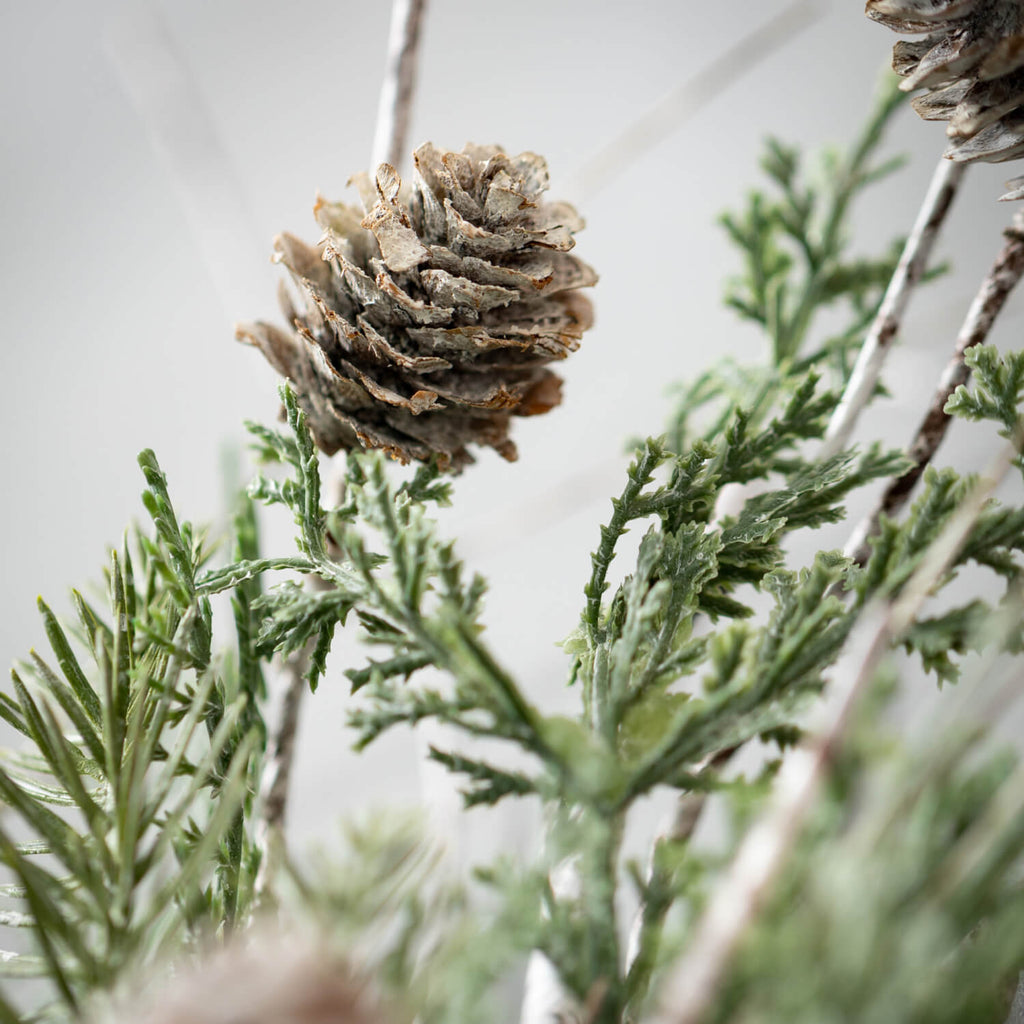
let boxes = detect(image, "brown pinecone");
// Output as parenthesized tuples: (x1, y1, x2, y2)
(97, 938, 395, 1024)
(238, 143, 596, 472)
(867, 1, 1024, 191)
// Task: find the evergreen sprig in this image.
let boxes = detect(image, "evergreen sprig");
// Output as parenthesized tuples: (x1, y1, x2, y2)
(0, 455, 265, 1020)
(719, 75, 905, 368)
(669, 74, 946, 460)
(706, 685, 1024, 1024)
(947, 344, 1024, 442)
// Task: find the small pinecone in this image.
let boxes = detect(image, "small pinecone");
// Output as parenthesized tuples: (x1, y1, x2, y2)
(867, 0, 1024, 194)
(98, 939, 393, 1024)
(238, 143, 596, 471)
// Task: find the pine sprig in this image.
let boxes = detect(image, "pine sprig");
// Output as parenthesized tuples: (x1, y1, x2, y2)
(723, 76, 906, 367)
(427, 746, 538, 808)
(947, 344, 1024, 441)
(0, 459, 266, 1018)
(671, 77, 916, 459)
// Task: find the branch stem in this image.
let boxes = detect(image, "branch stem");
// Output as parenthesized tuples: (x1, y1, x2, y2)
(821, 157, 966, 461)
(252, 649, 306, 901)
(846, 206, 1024, 564)
(651, 435, 1021, 1024)
(371, 0, 428, 173)
(623, 748, 735, 1012)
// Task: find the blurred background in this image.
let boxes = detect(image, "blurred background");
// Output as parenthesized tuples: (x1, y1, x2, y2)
(2, 0, 1022, 865)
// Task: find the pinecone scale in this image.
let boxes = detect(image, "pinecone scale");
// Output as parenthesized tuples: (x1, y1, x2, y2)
(238, 143, 595, 471)
(867, 0, 1024, 190)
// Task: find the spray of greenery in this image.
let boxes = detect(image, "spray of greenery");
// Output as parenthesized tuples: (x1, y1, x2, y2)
(2, 77, 1024, 1024)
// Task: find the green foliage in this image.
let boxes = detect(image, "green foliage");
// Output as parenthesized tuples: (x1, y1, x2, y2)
(853, 345, 1024, 682)
(0, 456, 265, 1019)
(705, 693, 1024, 1024)
(283, 814, 479, 1023)
(947, 344, 1024, 440)
(668, 75, 944, 458)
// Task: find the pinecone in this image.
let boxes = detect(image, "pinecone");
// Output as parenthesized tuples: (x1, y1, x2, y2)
(867, 0, 1024, 193)
(238, 143, 596, 472)
(98, 939, 393, 1024)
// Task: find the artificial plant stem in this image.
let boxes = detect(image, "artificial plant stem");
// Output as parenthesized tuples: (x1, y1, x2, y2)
(623, 747, 735, 995)
(587, 812, 626, 1024)
(846, 206, 1024, 565)
(624, 791, 708, 998)
(821, 157, 966, 460)
(371, 0, 428, 173)
(651, 436, 1021, 1024)
(252, 648, 306, 901)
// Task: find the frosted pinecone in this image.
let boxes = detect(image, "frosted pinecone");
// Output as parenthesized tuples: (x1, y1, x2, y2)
(867, 0, 1024, 195)
(238, 143, 596, 472)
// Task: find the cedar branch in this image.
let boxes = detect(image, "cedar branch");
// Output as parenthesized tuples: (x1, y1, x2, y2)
(652, 435, 1022, 1024)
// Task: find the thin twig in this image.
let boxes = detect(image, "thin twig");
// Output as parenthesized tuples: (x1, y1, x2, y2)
(371, 0, 428, 173)
(820, 158, 966, 461)
(623, 747, 735, 980)
(566, 0, 826, 204)
(253, 0, 430, 898)
(253, 649, 307, 901)
(846, 206, 1024, 565)
(650, 435, 1021, 1024)
(252, 464, 347, 901)
(623, 793, 705, 969)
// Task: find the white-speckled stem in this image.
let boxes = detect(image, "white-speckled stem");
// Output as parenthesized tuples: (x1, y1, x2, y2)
(371, 0, 428, 174)
(253, 650, 307, 901)
(821, 157, 966, 461)
(846, 206, 1024, 565)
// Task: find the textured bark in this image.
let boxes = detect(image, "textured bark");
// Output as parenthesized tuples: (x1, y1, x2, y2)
(252, 646, 307, 901)
(846, 207, 1024, 565)
(371, 0, 428, 174)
